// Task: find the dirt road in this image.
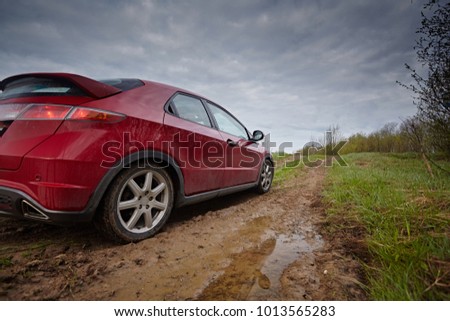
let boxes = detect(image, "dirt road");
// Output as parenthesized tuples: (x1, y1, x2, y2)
(0, 166, 365, 300)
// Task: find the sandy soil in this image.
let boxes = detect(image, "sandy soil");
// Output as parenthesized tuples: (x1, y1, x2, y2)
(0, 166, 366, 300)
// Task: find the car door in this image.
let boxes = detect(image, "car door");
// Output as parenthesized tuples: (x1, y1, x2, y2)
(163, 93, 224, 195)
(204, 101, 262, 187)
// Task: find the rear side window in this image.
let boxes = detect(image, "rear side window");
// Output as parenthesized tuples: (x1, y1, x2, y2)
(171, 94, 212, 127)
(0, 77, 86, 100)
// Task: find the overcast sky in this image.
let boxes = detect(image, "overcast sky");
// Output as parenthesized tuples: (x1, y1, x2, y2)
(0, 0, 428, 151)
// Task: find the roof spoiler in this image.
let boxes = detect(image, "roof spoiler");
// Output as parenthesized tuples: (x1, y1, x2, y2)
(0, 72, 121, 99)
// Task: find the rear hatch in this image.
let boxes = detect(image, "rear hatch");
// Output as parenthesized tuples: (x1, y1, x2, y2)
(0, 73, 121, 170)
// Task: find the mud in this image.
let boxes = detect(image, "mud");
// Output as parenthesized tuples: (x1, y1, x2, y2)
(0, 166, 366, 300)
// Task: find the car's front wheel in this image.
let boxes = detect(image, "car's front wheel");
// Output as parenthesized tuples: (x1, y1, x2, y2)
(256, 158, 274, 194)
(95, 164, 174, 243)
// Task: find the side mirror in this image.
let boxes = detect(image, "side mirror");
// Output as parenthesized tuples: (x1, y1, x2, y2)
(251, 130, 264, 142)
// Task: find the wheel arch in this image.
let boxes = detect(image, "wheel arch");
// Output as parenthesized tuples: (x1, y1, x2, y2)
(266, 154, 275, 167)
(263, 153, 275, 169)
(86, 150, 185, 218)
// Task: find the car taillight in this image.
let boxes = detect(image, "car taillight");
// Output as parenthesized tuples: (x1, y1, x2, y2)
(18, 105, 72, 120)
(67, 107, 125, 123)
(0, 104, 28, 120)
(0, 104, 29, 136)
(9, 104, 125, 123)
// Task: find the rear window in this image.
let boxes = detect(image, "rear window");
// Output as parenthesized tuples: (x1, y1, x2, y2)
(99, 79, 144, 91)
(0, 77, 86, 100)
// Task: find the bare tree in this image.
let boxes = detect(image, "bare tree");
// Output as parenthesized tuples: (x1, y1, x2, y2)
(399, 0, 450, 157)
(325, 124, 345, 155)
(401, 116, 434, 177)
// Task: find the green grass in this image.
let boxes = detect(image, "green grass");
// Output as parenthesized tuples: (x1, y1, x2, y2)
(273, 158, 302, 186)
(323, 153, 450, 300)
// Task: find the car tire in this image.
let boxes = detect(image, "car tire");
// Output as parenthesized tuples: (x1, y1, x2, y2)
(95, 164, 174, 243)
(256, 158, 274, 194)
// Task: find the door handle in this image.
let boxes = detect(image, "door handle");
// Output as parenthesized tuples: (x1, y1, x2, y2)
(227, 139, 238, 147)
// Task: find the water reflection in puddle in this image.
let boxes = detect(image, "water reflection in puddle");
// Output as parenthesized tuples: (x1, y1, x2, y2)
(247, 233, 322, 300)
(198, 232, 323, 300)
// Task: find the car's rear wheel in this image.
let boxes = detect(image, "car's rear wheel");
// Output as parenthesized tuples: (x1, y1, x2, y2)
(95, 164, 174, 243)
(256, 158, 274, 194)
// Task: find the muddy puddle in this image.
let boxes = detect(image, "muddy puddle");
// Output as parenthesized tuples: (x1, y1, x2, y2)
(199, 231, 323, 300)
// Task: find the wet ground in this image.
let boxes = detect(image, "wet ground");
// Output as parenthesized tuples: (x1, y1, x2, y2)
(0, 166, 365, 300)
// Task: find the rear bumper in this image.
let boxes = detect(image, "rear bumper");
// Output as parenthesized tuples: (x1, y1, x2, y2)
(0, 186, 94, 224)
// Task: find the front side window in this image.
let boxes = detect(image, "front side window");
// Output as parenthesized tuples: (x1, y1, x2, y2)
(206, 102, 248, 139)
(171, 94, 212, 127)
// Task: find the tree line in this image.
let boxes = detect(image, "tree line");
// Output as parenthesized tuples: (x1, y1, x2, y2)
(303, 121, 437, 155)
(340, 122, 419, 154)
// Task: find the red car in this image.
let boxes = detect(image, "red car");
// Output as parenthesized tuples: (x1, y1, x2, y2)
(0, 73, 274, 242)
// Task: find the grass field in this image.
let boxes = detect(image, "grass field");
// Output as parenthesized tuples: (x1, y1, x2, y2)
(323, 153, 449, 300)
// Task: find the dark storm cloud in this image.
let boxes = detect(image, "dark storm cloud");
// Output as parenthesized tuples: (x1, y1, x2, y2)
(0, 0, 426, 150)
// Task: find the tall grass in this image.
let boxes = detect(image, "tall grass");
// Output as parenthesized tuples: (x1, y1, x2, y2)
(323, 153, 449, 300)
